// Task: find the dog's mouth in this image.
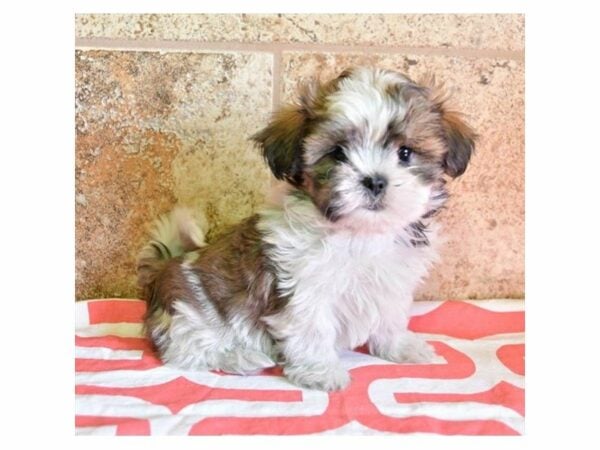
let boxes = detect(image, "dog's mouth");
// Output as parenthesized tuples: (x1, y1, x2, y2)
(364, 196, 386, 211)
(365, 203, 385, 211)
(321, 191, 387, 222)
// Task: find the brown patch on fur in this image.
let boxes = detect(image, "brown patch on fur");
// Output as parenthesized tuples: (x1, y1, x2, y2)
(151, 261, 198, 315)
(138, 254, 198, 347)
(418, 74, 477, 177)
(439, 109, 477, 177)
(185, 215, 282, 320)
(385, 85, 448, 162)
(252, 105, 309, 186)
(302, 174, 338, 220)
(300, 70, 352, 117)
(138, 215, 283, 350)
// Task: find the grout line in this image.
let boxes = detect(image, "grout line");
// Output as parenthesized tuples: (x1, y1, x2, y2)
(76, 38, 276, 54)
(75, 37, 524, 61)
(272, 49, 282, 111)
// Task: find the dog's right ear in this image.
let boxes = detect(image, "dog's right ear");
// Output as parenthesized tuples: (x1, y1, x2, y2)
(252, 102, 311, 187)
(419, 74, 477, 178)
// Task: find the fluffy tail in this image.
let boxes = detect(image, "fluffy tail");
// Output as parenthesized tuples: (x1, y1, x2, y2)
(137, 207, 207, 299)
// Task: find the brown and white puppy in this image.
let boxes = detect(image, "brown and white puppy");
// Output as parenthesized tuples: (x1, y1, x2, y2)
(137, 67, 476, 391)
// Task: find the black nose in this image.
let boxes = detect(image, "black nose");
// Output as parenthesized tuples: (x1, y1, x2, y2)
(362, 175, 388, 196)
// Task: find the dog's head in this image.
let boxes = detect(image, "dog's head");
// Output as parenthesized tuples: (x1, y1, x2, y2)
(253, 67, 476, 232)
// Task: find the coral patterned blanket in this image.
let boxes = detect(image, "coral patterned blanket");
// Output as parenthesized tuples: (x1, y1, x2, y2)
(75, 299, 524, 435)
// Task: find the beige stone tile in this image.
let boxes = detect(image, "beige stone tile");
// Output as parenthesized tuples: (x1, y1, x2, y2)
(280, 53, 524, 300)
(75, 50, 273, 299)
(75, 13, 524, 51)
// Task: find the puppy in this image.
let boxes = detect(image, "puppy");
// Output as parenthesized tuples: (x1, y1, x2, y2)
(137, 67, 476, 391)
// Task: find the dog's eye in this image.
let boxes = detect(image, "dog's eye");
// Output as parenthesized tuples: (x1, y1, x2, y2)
(398, 146, 413, 163)
(331, 146, 348, 163)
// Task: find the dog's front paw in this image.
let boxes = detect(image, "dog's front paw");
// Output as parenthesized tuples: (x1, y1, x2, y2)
(374, 331, 436, 364)
(284, 363, 351, 391)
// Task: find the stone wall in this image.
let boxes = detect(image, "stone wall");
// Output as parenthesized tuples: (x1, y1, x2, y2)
(75, 14, 524, 301)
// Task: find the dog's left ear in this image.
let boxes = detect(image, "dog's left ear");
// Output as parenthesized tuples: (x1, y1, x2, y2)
(421, 76, 477, 178)
(440, 108, 477, 178)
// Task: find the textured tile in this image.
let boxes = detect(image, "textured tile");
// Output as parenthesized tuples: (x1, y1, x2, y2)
(75, 13, 524, 51)
(280, 53, 524, 300)
(75, 50, 273, 299)
(76, 44, 524, 301)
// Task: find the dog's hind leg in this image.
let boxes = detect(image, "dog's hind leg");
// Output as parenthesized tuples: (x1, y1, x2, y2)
(157, 300, 276, 374)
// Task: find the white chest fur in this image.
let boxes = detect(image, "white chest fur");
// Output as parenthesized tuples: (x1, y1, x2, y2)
(258, 194, 439, 350)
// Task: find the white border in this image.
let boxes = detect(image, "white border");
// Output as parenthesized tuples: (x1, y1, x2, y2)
(6, 0, 600, 448)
